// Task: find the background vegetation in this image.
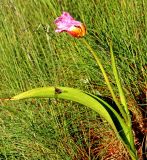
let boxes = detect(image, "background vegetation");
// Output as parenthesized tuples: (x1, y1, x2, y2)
(0, 0, 146, 159)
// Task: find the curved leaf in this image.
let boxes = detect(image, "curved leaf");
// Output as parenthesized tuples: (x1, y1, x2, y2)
(11, 87, 137, 159)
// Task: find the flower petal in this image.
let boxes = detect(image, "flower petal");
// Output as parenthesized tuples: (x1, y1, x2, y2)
(54, 11, 86, 38)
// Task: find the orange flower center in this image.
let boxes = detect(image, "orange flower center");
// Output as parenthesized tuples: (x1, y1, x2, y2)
(68, 24, 86, 38)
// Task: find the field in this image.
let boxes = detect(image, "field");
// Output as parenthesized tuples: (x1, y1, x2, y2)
(0, 0, 146, 159)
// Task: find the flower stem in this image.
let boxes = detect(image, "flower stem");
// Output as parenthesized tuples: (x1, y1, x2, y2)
(82, 38, 128, 122)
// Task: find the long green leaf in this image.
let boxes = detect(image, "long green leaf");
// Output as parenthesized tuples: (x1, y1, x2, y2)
(11, 87, 137, 159)
(110, 42, 129, 118)
(85, 92, 137, 159)
(109, 43, 135, 148)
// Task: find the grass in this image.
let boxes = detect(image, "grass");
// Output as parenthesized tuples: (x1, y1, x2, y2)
(0, 0, 146, 159)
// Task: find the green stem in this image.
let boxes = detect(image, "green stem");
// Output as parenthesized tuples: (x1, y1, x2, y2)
(82, 38, 128, 122)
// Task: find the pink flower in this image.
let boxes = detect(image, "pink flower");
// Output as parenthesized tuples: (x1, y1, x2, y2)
(54, 12, 86, 38)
